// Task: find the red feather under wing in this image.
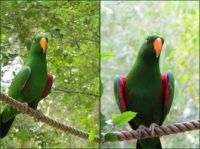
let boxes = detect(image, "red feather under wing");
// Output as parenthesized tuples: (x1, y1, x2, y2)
(161, 71, 175, 125)
(41, 74, 53, 99)
(118, 76, 127, 112)
(161, 72, 169, 112)
(160, 72, 172, 125)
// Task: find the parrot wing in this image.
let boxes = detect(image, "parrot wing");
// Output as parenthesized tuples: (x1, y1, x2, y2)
(160, 71, 175, 124)
(8, 66, 31, 100)
(0, 66, 31, 138)
(114, 75, 127, 112)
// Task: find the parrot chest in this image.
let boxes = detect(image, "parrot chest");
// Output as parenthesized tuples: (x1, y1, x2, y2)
(126, 76, 162, 125)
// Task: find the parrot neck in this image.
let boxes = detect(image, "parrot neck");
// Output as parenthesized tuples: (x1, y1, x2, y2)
(127, 57, 161, 82)
(26, 54, 47, 73)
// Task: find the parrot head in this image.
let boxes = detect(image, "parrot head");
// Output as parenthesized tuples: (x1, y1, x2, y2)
(30, 32, 48, 54)
(138, 35, 164, 62)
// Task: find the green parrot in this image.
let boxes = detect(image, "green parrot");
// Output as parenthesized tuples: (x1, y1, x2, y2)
(114, 35, 174, 149)
(0, 33, 53, 138)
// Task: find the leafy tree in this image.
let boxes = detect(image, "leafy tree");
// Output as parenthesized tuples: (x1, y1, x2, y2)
(1, 1, 100, 148)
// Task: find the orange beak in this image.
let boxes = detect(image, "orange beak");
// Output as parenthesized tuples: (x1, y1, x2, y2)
(40, 37, 47, 53)
(153, 38, 163, 58)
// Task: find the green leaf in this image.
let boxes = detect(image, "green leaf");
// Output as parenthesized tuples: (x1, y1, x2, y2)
(88, 128, 96, 142)
(101, 51, 115, 58)
(111, 111, 137, 126)
(104, 132, 118, 141)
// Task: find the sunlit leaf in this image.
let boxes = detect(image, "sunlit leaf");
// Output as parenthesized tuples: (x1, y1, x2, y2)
(101, 51, 115, 58)
(111, 111, 137, 126)
(89, 128, 96, 142)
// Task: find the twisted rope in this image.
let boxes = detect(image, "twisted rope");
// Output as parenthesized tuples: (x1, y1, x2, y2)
(111, 120, 199, 141)
(0, 93, 199, 142)
(0, 93, 100, 143)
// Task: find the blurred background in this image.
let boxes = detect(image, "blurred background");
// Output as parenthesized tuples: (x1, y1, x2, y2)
(101, 1, 199, 148)
(1, 1, 99, 148)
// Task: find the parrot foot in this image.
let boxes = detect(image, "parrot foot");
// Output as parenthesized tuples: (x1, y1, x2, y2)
(21, 102, 29, 113)
(149, 123, 159, 136)
(136, 124, 146, 139)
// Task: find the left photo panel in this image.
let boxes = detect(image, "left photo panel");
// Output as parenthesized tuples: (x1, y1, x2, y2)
(0, 1, 100, 148)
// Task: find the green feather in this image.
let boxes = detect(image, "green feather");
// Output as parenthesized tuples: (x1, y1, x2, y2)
(8, 66, 31, 100)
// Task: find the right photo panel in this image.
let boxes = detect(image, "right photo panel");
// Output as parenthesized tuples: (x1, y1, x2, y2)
(101, 1, 199, 149)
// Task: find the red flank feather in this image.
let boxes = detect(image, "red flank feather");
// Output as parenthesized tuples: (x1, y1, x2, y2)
(118, 77, 127, 111)
(41, 74, 53, 98)
(161, 73, 169, 111)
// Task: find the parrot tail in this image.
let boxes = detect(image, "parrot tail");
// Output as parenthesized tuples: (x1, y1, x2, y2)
(136, 137, 162, 149)
(0, 113, 15, 139)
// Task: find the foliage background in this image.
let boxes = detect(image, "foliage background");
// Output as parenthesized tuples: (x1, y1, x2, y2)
(0, 1, 99, 148)
(101, 1, 199, 148)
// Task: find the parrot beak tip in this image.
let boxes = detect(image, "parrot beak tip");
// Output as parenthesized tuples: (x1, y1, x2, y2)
(153, 38, 163, 58)
(40, 37, 47, 53)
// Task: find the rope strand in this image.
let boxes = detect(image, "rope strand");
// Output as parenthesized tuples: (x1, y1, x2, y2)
(0, 93, 100, 142)
(112, 120, 199, 141)
(0, 93, 199, 143)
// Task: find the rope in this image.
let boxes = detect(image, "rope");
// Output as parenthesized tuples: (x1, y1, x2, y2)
(0, 93, 199, 142)
(0, 93, 100, 143)
(111, 120, 199, 142)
